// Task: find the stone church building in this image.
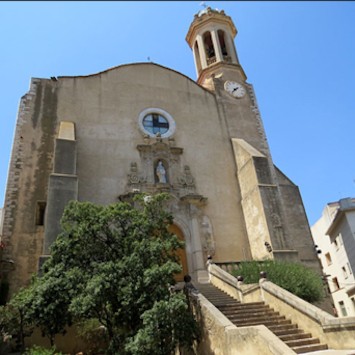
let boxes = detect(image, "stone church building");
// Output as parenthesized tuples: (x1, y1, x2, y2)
(1, 7, 319, 295)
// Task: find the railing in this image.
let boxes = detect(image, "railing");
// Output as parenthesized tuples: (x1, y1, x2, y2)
(206, 56, 216, 65)
(214, 261, 241, 274)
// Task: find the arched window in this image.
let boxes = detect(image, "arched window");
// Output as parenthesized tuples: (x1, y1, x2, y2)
(203, 31, 215, 59)
(218, 30, 228, 57)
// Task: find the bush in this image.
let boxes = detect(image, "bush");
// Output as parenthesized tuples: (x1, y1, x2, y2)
(76, 318, 109, 354)
(232, 260, 324, 303)
(24, 345, 63, 355)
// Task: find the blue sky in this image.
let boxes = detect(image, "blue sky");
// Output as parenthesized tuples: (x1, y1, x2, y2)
(0, 1, 354, 225)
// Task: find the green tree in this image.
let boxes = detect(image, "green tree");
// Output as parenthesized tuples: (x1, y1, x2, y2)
(125, 292, 199, 355)
(23, 193, 198, 354)
(0, 284, 36, 352)
(23, 267, 77, 346)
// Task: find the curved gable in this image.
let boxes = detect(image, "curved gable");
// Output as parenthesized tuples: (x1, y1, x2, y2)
(58, 62, 214, 96)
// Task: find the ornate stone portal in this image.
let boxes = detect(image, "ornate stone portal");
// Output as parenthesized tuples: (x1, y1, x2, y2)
(120, 136, 213, 282)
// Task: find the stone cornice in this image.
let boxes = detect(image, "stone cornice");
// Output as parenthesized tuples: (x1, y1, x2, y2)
(197, 62, 247, 85)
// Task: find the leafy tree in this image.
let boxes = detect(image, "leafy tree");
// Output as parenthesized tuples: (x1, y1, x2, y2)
(0, 285, 35, 352)
(125, 292, 200, 355)
(232, 260, 324, 303)
(22, 193, 198, 354)
(23, 267, 77, 346)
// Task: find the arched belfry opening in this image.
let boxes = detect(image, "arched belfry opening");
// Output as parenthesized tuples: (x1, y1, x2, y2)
(203, 31, 215, 64)
(218, 30, 228, 57)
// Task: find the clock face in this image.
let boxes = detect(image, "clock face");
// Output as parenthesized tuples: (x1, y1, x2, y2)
(224, 81, 246, 98)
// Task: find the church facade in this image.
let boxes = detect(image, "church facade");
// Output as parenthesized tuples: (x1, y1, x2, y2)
(1, 7, 319, 295)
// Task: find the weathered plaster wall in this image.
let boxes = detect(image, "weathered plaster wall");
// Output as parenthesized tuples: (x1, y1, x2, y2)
(55, 63, 251, 263)
(3, 63, 257, 294)
(3, 79, 58, 294)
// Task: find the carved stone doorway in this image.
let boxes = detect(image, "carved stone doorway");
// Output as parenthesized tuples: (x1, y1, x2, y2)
(169, 224, 188, 282)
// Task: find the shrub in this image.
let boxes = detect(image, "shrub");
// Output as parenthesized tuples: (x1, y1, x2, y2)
(232, 260, 324, 303)
(24, 345, 63, 355)
(76, 318, 109, 354)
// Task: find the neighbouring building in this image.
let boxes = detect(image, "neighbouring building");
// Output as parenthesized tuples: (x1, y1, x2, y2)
(312, 198, 355, 317)
(1, 7, 321, 297)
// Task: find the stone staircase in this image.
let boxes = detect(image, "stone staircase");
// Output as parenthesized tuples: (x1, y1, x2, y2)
(196, 283, 328, 354)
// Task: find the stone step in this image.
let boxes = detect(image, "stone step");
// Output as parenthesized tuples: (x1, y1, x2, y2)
(268, 323, 299, 333)
(205, 299, 239, 305)
(196, 283, 328, 354)
(286, 337, 320, 348)
(221, 309, 277, 317)
(198, 289, 231, 294)
(218, 302, 268, 308)
(278, 332, 311, 341)
(211, 301, 240, 307)
(228, 316, 291, 324)
(232, 318, 291, 327)
(204, 297, 238, 302)
(292, 343, 328, 354)
(218, 304, 270, 312)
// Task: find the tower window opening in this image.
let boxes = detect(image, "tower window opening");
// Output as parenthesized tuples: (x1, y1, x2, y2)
(203, 31, 215, 63)
(35, 201, 46, 226)
(194, 41, 202, 74)
(218, 30, 228, 57)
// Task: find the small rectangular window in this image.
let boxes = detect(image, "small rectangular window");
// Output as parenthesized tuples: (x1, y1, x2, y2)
(338, 233, 343, 246)
(35, 202, 46, 226)
(325, 252, 332, 266)
(342, 266, 348, 279)
(339, 301, 348, 317)
(347, 262, 353, 275)
(332, 277, 340, 291)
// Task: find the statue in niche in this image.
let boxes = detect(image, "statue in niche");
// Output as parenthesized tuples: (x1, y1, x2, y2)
(156, 160, 167, 183)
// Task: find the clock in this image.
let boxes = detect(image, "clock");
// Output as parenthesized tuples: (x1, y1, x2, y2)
(224, 80, 246, 98)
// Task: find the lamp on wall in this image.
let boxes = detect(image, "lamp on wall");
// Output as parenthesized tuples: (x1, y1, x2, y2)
(264, 241, 272, 253)
(314, 245, 322, 254)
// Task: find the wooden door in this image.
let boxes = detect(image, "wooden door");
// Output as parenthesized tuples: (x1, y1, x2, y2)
(169, 224, 188, 282)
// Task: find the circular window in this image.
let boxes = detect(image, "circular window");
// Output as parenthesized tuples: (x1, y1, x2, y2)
(138, 108, 176, 138)
(143, 114, 169, 135)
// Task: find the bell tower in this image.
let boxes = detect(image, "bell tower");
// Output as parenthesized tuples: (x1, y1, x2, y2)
(186, 7, 247, 89)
